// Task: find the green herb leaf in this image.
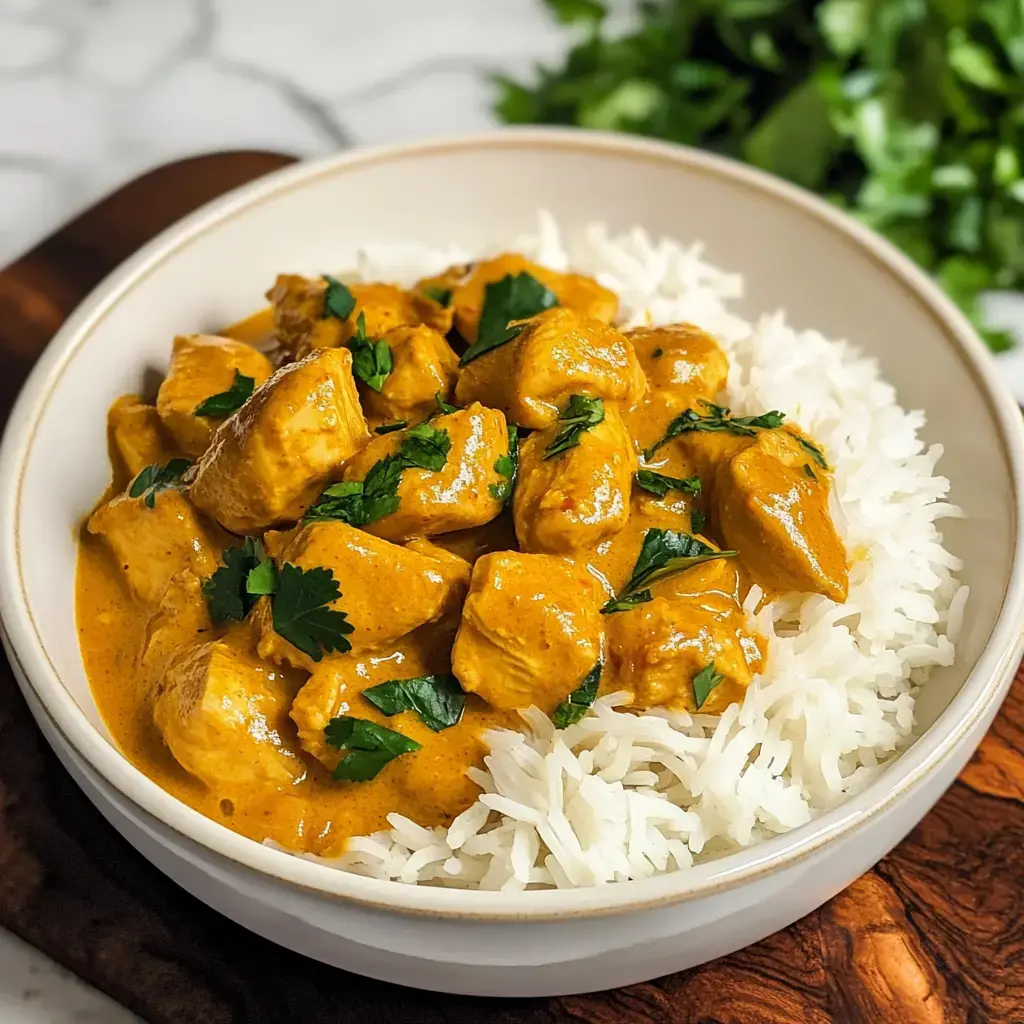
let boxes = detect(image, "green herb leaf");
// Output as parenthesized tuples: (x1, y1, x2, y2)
(459, 272, 558, 366)
(272, 563, 354, 662)
(599, 590, 653, 615)
(322, 274, 356, 321)
(693, 661, 725, 710)
(544, 395, 605, 459)
(304, 424, 451, 527)
(434, 392, 459, 415)
(374, 420, 408, 435)
(652, 347, 664, 358)
(193, 370, 256, 418)
(348, 312, 393, 392)
(423, 286, 453, 307)
(401, 422, 452, 471)
(246, 558, 279, 596)
(362, 674, 466, 732)
(489, 424, 520, 503)
(324, 716, 422, 781)
(202, 537, 268, 624)
(128, 458, 192, 509)
(793, 434, 829, 470)
(601, 529, 737, 614)
(690, 507, 707, 533)
(544, 0, 605, 26)
(643, 400, 785, 459)
(552, 663, 602, 728)
(634, 469, 702, 498)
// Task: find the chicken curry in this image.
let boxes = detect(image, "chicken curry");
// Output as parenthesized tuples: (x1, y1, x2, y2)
(76, 253, 849, 858)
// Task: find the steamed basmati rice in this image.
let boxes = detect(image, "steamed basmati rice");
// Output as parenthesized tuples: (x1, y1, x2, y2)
(282, 213, 966, 890)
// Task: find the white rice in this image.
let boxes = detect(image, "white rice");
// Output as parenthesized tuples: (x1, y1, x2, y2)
(283, 212, 966, 889)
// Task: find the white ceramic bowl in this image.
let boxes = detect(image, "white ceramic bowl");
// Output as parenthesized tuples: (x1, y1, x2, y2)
(2, 129, 1023, 997)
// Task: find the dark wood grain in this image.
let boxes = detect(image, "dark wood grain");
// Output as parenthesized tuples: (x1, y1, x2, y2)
(1, 150, 1022, 1024)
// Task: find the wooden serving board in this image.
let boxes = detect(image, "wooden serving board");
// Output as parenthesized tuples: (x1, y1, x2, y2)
(1, 151, 1022, 1024)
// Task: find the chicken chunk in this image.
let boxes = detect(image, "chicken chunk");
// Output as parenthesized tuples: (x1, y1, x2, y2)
(451, 552, 604, 715)
(606, 576, 763, 714)
(153, 640, 303, 790)
(138, 569, 214, 687)
(340, 403, 509, 541)
(290, 648, 492, 820)
(156, 334, 274, 457)
(412, 262, 468, 335)
(624, 324, 729, 452)
(189, 347, 369, 534)
(450, 253, 618, 343)
(361, 324, 459, 428)
(269, 275, 449, 359)
(108, 394, 179, 480)
(255, 520, 466, 670)
(716, 427, 848, 602)
(88, 488, 223, 604)
(456, 308, 646, 429)
(514, 404, 636, 553)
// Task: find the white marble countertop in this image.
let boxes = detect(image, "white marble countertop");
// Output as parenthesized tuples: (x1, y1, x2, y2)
(1, 1, 1023, 1020)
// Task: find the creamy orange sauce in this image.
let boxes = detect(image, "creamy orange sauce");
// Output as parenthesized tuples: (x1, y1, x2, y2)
(77, 525, 511, 857)
(75, 262, 847, 859)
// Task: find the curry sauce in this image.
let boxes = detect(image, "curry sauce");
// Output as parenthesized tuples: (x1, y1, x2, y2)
(76, 253, 847, 856)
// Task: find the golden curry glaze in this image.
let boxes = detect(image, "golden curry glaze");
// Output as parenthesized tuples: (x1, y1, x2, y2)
(76, 252, 849, 854)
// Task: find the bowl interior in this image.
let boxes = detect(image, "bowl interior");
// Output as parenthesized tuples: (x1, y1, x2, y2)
(10, 133, 1017, 875)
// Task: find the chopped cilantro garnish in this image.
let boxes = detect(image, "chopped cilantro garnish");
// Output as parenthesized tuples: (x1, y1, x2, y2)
(324, 716, 421, 781)
(362, 674, 466, 732)
(459, 272, 558, 366)
(202, 536, 269, 624)
(543, 395, 604, 459)
(690, 507, 707, 533)
(643, 400, 786, 459)
(193, 369, 255, 418)
(374, 420, 408, 435)
(434, 392, 459, 415)
(803, 463, 817, 481)
(322, 274, 356, 321)
(794, 434, 829, 471)
(348, 311, 392, 392)
(271, 563, 354, 662)
(128, 458, 191, 509)
(693, 661, 725, 710)
(634, 469, 701, 499)
(489, 424, 519, 504)
(601, 529, 737, 614)
(552, 663, 602, 728)
(305, 424, 451, 527)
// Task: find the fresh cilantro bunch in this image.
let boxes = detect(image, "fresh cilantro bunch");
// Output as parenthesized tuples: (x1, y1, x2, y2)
(496, 0, 1024, 351)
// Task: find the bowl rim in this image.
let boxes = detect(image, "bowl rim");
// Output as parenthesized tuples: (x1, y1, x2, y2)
(2, 127, 1023, 920)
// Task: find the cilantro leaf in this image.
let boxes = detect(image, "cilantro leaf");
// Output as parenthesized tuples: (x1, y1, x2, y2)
(690, 507, 707, 533)
(246, 558, 279, 596)
(693, 661, 725, 710)
(202, 537, 268, 624)
(193, 370, 256, 417)
(348, 311, 393, 392)
(324, 716, 422, 781)
(544, 395, 605, 459)
(643, 400, 786, 459)
(552, 663, 602, 728)
(362, 674, 466, 732)
(794, 433, 829, 470)
(601, 529, 737, 614)
(400, 422, 452, 471)
(489, 424, 520, 503)
(459, 272, 558, 366)
(322, 274, 356, 321)
(634, 469, 702, 498)
(434, 392, 459, 415)
(803, 463, 817, 481)
(374, 420, 408, 435)
(304, 424, 450, 527)
(423, 286, 452, 307)
(128, 458, 192, 509)
(272, 563, 354, 662)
